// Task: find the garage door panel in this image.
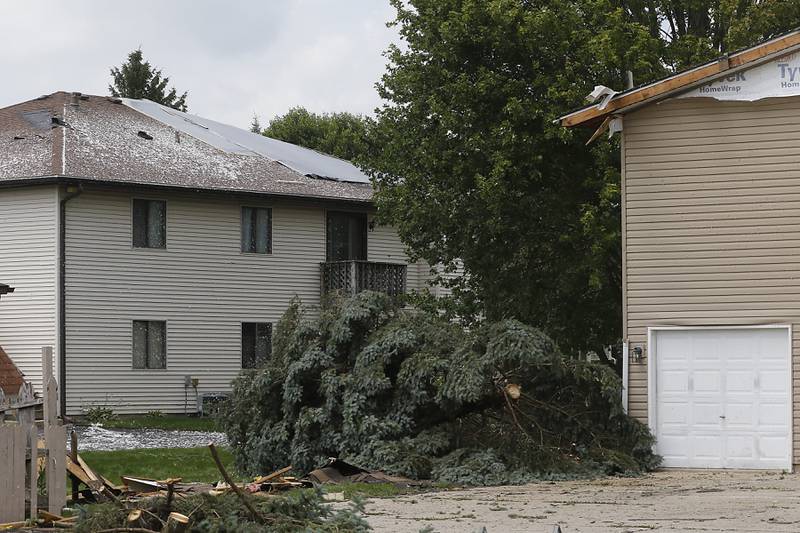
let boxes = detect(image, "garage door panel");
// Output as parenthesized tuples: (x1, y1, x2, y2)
(726, 371, 754, 393)
(691, 335, 722, 362)
(660, 370, 689, 392)
(758, 331, 789, 358)
(724, 402, 755, 427)
(758, 403, 790, 427)
(692, 434, 724, 461)
(719, 334, 757, 360)
(761, 371, 789, 393)
(725, 434, 755, 461)
(659, 435, 691, 466)
(694, 371, 722, 393)
(692, 402, 725, 427)
(760, 435, 791, 460)
(653, 327, 791, 470)
(659, 401, 689, 425)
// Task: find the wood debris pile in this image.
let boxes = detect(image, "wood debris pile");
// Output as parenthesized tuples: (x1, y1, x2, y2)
(2, 444, 379, 532)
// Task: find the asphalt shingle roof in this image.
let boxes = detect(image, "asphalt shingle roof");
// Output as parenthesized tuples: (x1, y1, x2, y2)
(0, 92, 373, 203)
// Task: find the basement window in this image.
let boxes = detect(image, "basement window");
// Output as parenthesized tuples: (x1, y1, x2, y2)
(132, 320, 166, 369)
(242, 322, 272, 369)
(241, 207, 272, 254)
(132, 199, 166, 248)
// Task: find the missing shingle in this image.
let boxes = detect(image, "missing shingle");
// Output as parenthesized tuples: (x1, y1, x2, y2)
(138, 130, 154, 140)
(21, 109, 52, 129)
(51, 116, 69, 128)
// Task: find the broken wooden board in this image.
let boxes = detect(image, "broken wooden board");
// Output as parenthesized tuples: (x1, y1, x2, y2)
(0, 425, 26, 523)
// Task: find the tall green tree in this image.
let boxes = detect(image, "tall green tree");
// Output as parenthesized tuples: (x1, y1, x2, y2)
(109, 49, 188, 111)
(263, 107, 370, 161)
(369, 0, 799, 368)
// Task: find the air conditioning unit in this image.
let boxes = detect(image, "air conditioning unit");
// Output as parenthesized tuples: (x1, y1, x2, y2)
(198, 392, 228, 416)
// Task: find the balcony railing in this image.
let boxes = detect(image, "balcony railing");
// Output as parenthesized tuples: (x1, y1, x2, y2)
(321, 260, 407, 297)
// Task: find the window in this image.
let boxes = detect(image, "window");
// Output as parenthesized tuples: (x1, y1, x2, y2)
(242, 322, 272, 369)
(132, 199, 166, 248)
(326, 211, 367, 261)
(132, 320, 166, 369)
(241, 207, 272, 253)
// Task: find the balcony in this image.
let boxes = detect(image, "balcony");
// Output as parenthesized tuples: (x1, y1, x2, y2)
(321, 260, 407, 297)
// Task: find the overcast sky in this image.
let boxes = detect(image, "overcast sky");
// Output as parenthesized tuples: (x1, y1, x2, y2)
(0, 1, 399, 128)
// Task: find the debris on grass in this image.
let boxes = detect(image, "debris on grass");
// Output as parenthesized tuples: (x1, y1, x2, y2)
(1, 444, 373, 531)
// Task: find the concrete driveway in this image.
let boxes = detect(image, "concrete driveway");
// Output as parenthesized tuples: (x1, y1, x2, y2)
(361, 470, 800, 532)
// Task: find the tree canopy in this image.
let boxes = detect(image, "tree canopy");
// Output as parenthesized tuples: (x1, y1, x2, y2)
(109, 49, 188, 111)
(263, 107, 370, 161)
(367, 0, 800, 367)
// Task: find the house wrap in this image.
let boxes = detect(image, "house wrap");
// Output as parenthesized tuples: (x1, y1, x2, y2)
(0, 92, 430, 416)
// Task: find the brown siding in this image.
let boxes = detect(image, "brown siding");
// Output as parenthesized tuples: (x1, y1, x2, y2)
(623, 96, 800, 460)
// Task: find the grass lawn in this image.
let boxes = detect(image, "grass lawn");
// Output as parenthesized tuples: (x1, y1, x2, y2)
(80, 447, 443, 500)
(81, 446, 237, 485)
(76, 414, 219, 432)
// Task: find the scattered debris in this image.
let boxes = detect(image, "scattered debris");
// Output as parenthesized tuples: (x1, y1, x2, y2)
(308, 458, 425, 488)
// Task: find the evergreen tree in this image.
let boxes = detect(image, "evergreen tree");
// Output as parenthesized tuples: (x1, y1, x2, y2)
(109, 49, 188, 111)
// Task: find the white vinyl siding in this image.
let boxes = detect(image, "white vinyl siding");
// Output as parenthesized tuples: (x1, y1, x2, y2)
(0, 185, 58, 395)
(623, 95, 800, 463)
(64, 188, 423, 414)
(368, 218, 429, 292)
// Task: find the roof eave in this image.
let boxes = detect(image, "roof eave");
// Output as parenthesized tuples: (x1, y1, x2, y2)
(0, 175, 375, 205)
(560, 29, 800, 128)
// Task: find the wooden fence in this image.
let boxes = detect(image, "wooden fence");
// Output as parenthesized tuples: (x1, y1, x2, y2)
(0, 347, 66, 523)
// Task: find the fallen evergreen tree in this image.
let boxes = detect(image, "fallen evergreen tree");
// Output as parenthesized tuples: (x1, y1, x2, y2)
(221, 292, 659, 485)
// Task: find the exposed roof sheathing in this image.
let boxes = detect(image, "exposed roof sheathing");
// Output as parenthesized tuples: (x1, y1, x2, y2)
(0, 92, 373, 202)
(560, 28, 800, 128)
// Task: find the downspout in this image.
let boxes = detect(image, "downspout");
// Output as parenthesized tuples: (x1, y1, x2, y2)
(59, 183, 83, 417)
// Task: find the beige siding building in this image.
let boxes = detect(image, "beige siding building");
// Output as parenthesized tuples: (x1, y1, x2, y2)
(60, 188, 424, 414)
(561, 30, 800, 470)
(0, 92, 431, 416)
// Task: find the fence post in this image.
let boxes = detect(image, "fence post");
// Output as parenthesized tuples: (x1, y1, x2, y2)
(42, 346, 66, 515)
(29, 424, 38, 521)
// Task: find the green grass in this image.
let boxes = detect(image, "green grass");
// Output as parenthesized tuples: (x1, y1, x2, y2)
(79, 447, 447, 502)
(81, 446, 237, 485)
(77, 414, 219, 432)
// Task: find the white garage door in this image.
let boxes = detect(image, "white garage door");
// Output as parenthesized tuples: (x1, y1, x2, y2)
(651, 327, 791, 469)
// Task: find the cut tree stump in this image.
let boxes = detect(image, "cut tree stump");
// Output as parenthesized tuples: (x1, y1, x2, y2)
(162, 512, 190, 533)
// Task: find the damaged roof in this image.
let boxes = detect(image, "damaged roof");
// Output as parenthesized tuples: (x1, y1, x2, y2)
(560, 28, 800, 128)
(0, 92, 372, 202)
